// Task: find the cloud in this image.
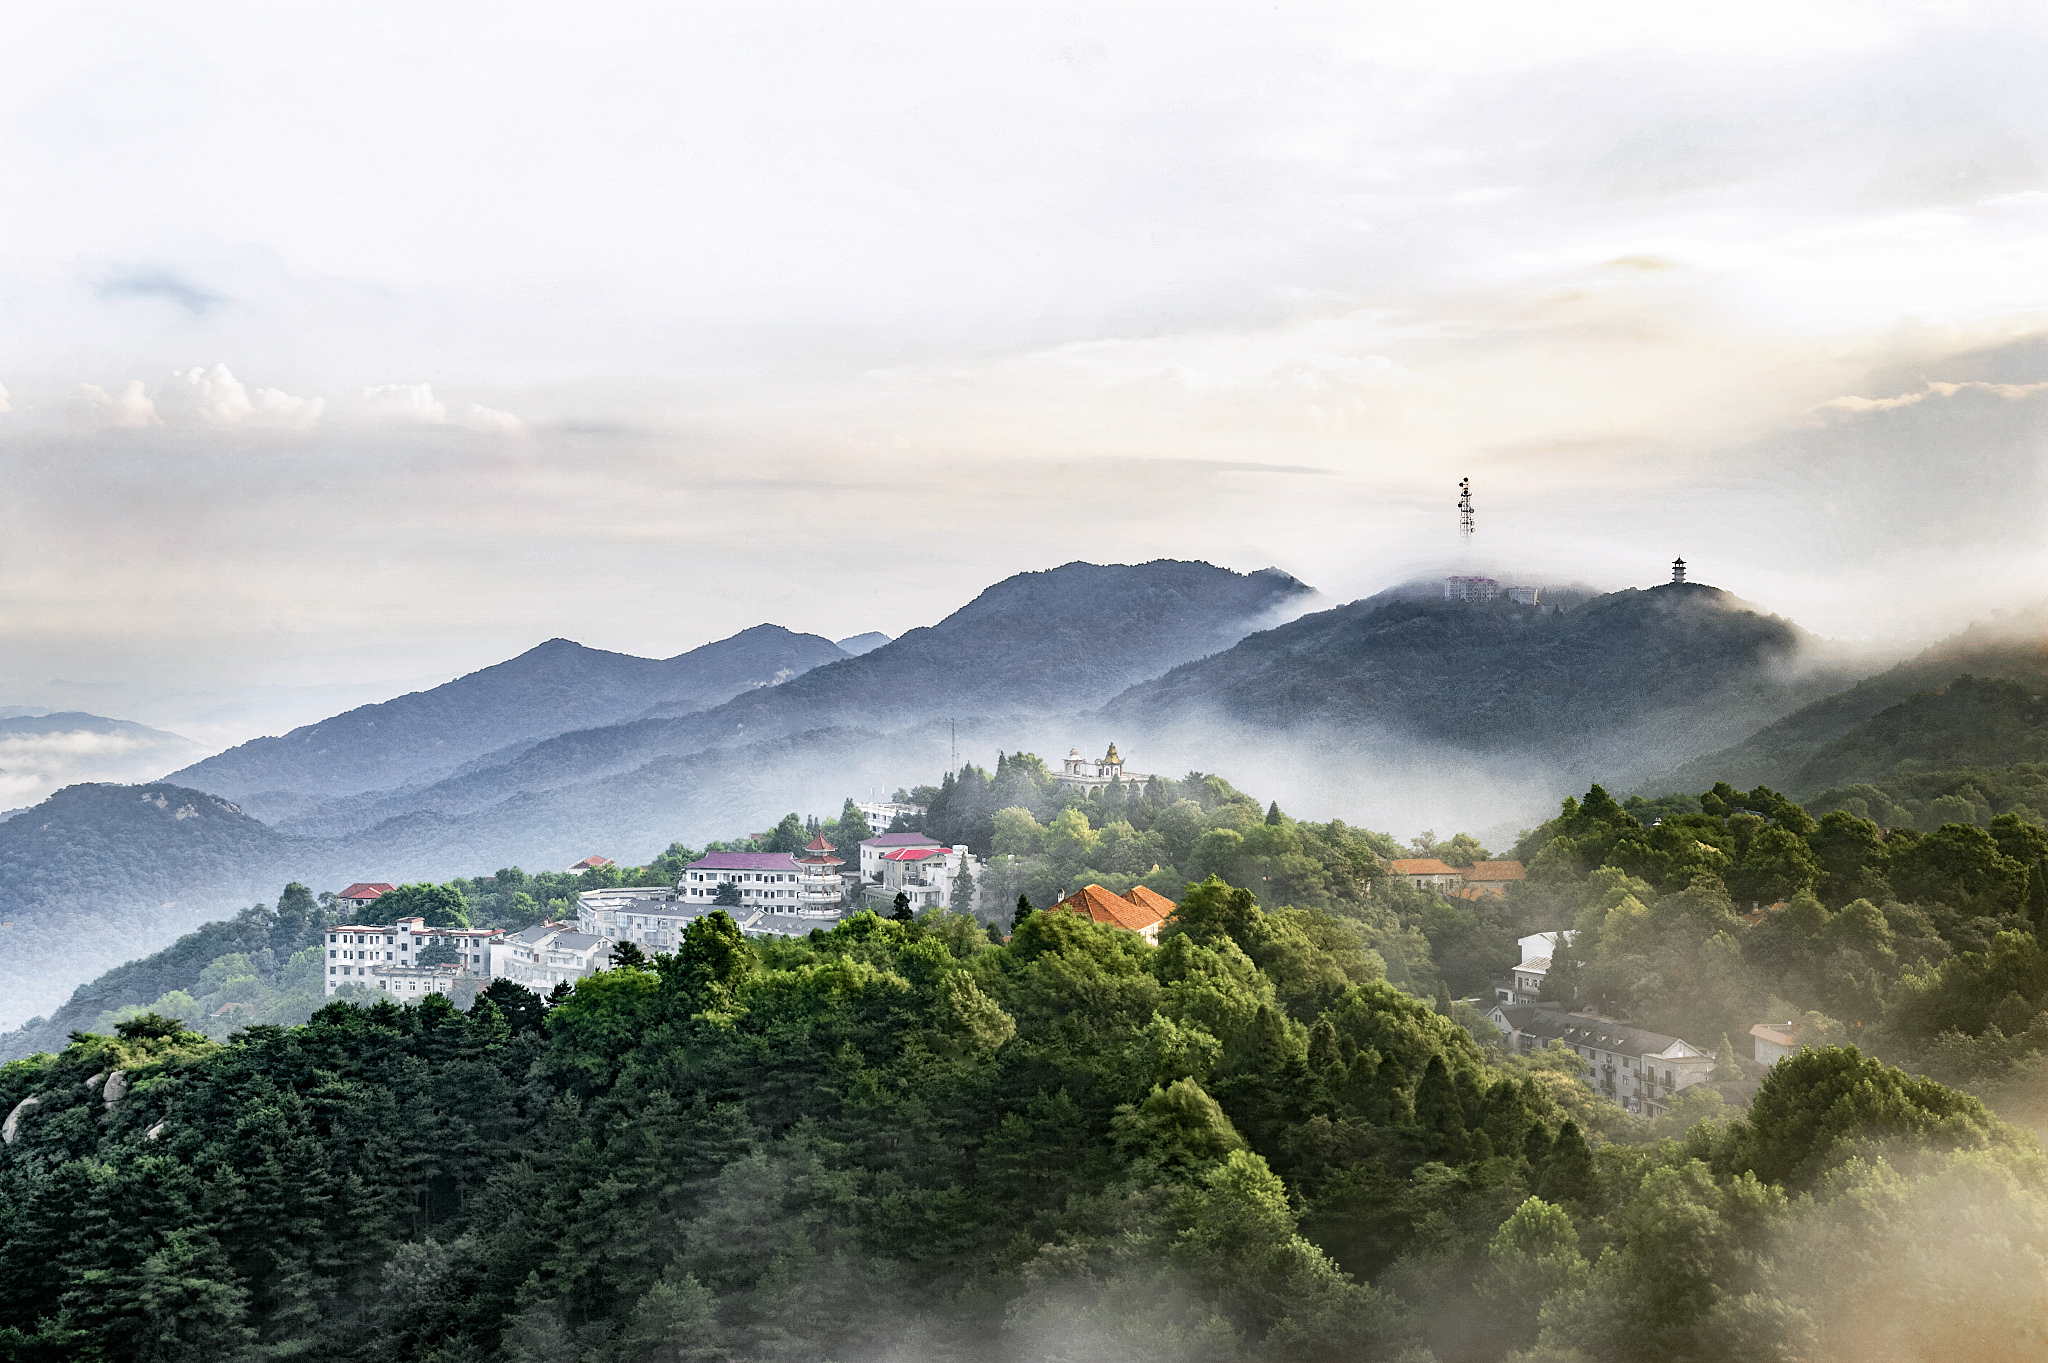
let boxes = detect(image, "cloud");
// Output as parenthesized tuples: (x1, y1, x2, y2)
(362, 383, 520, 432)
(70, 379, 159, 428)
(0, 383, 11, 415)
(1817, 379, 2048, 414)
(97, 269, 225, 315)
(156, 363, 325, 430)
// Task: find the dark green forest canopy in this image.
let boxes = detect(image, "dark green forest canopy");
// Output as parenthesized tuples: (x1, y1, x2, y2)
(3, 880, 2043, 1363)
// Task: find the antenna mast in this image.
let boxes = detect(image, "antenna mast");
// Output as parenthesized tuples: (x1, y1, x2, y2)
(1457, 477, 1474, 540)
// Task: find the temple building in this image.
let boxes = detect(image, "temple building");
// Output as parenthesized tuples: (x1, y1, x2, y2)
(1052, 743, 1153, 795)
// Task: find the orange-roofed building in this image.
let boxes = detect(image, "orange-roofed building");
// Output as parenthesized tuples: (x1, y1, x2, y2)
(1049, 884, 1176, 943)
(568, 855, 614, 873)
(1456, 860, 1526, 898)
(1388, 858, 1462, 890)
(337, 882, 396, 912)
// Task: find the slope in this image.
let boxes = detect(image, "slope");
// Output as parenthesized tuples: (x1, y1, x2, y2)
(1655, 602, 2048, 793)
(1788, 675, 2048, 794)
(169, 624, 850, 811)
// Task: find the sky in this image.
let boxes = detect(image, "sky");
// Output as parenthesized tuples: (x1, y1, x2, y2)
(1, 0, 2045, 757)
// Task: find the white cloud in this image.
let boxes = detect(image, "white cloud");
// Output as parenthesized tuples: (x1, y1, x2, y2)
(0, 382, 11, 415)
(361, 383, 520, 433)
(459, 403, 522, 433)
(156, 363, 324, 430)
(1818, 379, 2048, 414)
(70, 379, 160, 428)
(362, 382, 447, 423)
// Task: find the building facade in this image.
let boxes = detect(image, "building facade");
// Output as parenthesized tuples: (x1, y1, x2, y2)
(1495, 930, 1569, 1005)
(855, 800, 924, 832)
(867, 843, 972, 912)
(1388, 858, 1464, 890)
(681, 851, 842, 918)
(324, 917, 504, 996)
(1487, 1004, 1715, 1116)
(858, 831, 945, 883)
(493, 923, 614, 991)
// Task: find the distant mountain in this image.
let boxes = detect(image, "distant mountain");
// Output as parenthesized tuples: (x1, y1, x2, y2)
(1653, 603, 2048, 794)
(169, 624, 850, 812)
(261, 560, 1316, 835)
(836, 632, 891, 656)
(0, 712, 210, 812)
(1100, 581, 1850, 786)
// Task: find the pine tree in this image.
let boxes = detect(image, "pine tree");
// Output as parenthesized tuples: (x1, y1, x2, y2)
(1537, 1120, 1597, 1205)
(891, 892, 913, 922)
(1265, 800, 1284, 826)
(950, 858, 977, 916)
(1714, 1033, 1741, 1081)
(1012, 895, 1034, 931)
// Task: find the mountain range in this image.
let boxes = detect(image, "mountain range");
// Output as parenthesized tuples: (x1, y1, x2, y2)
(4, 559, 2043, 1031)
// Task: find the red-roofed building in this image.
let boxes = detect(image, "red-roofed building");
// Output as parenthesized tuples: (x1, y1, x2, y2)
(869, 842, 973, 913)
(568, 855, 614, 873)
(1048, 884, 1176, 943)
(1451, 860, 1527, 899)
(337, 883, 396, 912)
(1388, 858, 1462, 890)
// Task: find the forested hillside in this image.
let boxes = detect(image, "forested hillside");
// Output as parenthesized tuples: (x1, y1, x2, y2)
(4, 884, 2040, 1362)
(1657, 602, 2048, 793)
(1101, 581, 1852, 790)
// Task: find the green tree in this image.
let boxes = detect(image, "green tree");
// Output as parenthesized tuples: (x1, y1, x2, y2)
(713, 881, 742, 908)
(1481, 1196, 1590, 1351)
(766, 813, 805, 853)
(891, 892, 912, 922)
(1537, 1119, 1597, 1204)
(1892, 822, 2029, 914)
(1011, 894, 1033, 931)
(378, 882, 471, 928)
(949, 858, 977, 916)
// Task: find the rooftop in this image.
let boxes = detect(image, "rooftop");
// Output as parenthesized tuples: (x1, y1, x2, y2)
(337, 882, 395, 900)
(862, 831, 942, 848)
(1051, 883, 1175, 933)
(1461, 860, 1527, 881)
(1389, 858, 1459, 876)
(690, 852, 804, 871)
(1492, 1003, 1708, 1060)
(880, 846, 948, 862)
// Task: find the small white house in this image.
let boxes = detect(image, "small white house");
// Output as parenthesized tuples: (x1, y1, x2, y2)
(492, 924, 614, 991)
(869, 844, 973, 912)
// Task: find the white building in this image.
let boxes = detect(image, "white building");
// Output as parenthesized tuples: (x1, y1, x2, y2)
(335, 882, 395, 914)
(324, 917, 504, 997)
(1486, 1004, 1716, 1116)
(575, 886, 696, 950)
(493, 923, 614, 992)
(1495, 931, 1571, 1005)
(1051, 743, 1152, 795)
(1750, 1023, 1800, 1066)
(363, 964, 466, 1001)
(856, 800, 924, 832)
(868, 843, 973, 912)
(858, 832, 945, 883)
(679, 851, 842, 918)
(1443, 577, 1541, 605)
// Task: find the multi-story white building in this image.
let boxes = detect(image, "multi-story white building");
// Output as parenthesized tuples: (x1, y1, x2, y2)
(324, 917, 504, 996)
(575, 886, 695, 951)
(362, 964, 467, 1001)
(867, 843, 973, 912)
(858, 831, 945, 882)
(679, 851, 843, 918)
(493, 923, 614, 992)
(1486, 1004, 1715, 1117)
(1494, 931, 1570, 1005)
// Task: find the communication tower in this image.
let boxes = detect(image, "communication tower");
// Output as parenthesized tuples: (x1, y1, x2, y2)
(1671, 557, 1687, 584)
(1457, 477, 1474, 539)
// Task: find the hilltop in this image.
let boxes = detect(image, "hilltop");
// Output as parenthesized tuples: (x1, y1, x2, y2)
(1101, 581, 1849, 786)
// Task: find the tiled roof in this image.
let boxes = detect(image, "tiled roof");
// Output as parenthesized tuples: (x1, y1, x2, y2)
(338, 882, 395, 900)
(881, 846, 947, 862)
(1462, 860, 1527, 881)
(861, 832, 941, 848)
(689, 852, 803, 871)
(1750, 1024, 1797, 1047)
(1051, 884, 1174, 933)
(803, 834, 838, 851)
(571, 856, 614, 869)
(1123, 885, 1179, 919)
(1389, 859, 1459, 875)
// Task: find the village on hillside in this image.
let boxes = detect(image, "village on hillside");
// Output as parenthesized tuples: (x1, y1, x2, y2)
(311, 745, 1780, 1120)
